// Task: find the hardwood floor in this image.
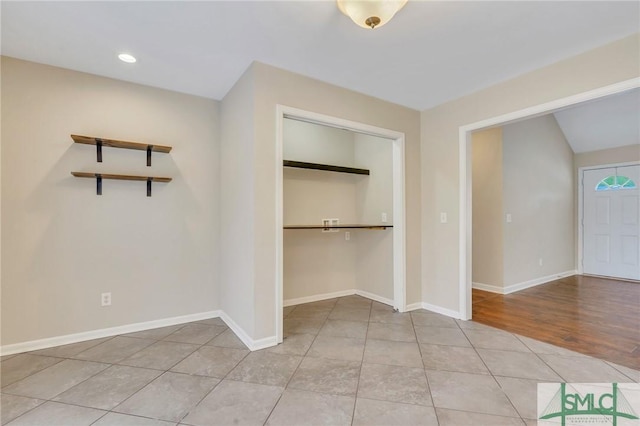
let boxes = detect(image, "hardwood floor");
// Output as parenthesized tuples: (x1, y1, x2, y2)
(472, 275, 639, 370)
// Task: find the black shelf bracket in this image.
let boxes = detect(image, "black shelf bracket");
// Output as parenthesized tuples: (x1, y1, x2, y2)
(147, 145, 153, 167)
(96, 139, 103, 163)
(96, 174, 102, 195)
(147, 178, 153, 197)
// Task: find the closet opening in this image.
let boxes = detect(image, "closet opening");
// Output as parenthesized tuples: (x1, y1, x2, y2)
(275, 106, 406, 343)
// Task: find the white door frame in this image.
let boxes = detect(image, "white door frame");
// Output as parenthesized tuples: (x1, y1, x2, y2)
(578, 161, 640, 276)
(275, 105, 407, 343)
(458, 78, 640, 320)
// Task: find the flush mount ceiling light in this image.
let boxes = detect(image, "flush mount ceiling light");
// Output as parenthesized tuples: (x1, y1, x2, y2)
(337, 0, 408, 29)
(118, 53, 137, 63)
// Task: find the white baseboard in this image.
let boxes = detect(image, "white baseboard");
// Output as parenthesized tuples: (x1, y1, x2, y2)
(1, 309, 281, 356)
(0, 310, 221, 356)
(218, 311, 277, 351)
(3, 284, 479, 356)
(473, 270, 576, 295)
(284, 289, 463, 322)
(504, 270, 576, 294)
(284, 289, 395, 309)
(355, 290, 393, 306)
(472, 282, 503, 293)
(405, 302, 423, 312)
(421, 302, 463, 319)
(283, 290, 356, 307)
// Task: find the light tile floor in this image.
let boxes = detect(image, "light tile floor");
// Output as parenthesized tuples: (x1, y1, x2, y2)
(1, 295, 638, 425)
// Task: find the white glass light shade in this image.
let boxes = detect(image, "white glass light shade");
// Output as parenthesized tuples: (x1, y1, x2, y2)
(337, 0, 408, 29)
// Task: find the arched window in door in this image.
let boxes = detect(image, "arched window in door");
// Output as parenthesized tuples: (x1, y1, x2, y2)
(595, 175, 637, 191)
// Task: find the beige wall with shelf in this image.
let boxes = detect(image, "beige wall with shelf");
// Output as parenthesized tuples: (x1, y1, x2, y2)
(1, 57, 220, 346)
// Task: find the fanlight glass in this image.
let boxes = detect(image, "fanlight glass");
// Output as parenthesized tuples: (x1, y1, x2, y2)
(595, 175, 637, 191)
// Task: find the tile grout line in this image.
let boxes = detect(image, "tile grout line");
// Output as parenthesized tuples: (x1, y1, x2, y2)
(410, 310, 439, 424)
(349, 300, 372, 425)
(262, 297, 339, 426)
(455, 320, 526, 423)
(173, 324, 255, 425)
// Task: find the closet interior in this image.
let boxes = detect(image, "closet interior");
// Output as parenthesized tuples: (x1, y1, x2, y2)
(282, 118, 395, 306)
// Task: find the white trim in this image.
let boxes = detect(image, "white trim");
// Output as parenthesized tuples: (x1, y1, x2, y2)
(275, 104, 285, 344)
(577, 161, 640, 276)
(405, 302, 423, 312)
(283, 289, 394, 308)
(473, 270, 576, 295)
(219, 311, 277, 351)
(472, 282, 503, 294)
(458, 78, 640, 321)
(392, 131, 407, 312)
(503, 270, 576, 294)
(0, 310, 221, 356)
(284, 290, 356, 307)
(421, 302, 463, 320)
(275, 105, 408, 340)
(355, 290, 394, 306)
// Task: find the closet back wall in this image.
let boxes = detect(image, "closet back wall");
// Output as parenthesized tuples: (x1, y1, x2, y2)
(1, 57, 220, 347)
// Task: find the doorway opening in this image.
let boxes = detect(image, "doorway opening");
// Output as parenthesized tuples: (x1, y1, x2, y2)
(275, 106, 407, 343)
(459, 78, 640, 320)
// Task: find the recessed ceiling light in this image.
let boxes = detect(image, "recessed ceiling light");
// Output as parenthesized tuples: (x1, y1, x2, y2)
(118, 53, 136, 63)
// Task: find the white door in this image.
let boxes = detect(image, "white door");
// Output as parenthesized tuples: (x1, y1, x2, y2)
(583, 164, 640, 280)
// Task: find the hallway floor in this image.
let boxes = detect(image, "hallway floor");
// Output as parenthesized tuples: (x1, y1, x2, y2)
(2, 295, 638, 425)
(472, 274, 640, 369)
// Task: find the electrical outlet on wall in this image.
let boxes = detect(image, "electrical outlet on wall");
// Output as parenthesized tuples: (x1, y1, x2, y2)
(101, 292, 112, 307)
(381, 213, 388, 223)
(322, 218, 340, 233)
(345, 231, 350, 241)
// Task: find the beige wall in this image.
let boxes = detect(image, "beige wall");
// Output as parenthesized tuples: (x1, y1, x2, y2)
(354, 133, 394, 300)
(574, 144, 640, 170)
(502, 115, 575, 286)
(219, 67, 256, 336)
(1, 57, 220, 345)
(421, 33, 639, 313)
(252, 62, 422, 339)
(284, 119, 355, 167)
(471, 127, 503, 287)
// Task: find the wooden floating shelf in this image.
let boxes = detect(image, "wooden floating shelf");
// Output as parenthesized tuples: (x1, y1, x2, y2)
(71, 172, 172, 197)
(71, 134, 172, 166)
(284, 224, 392, 230)
(71, 172, 172, 182)
(283, 160, 369, 176)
